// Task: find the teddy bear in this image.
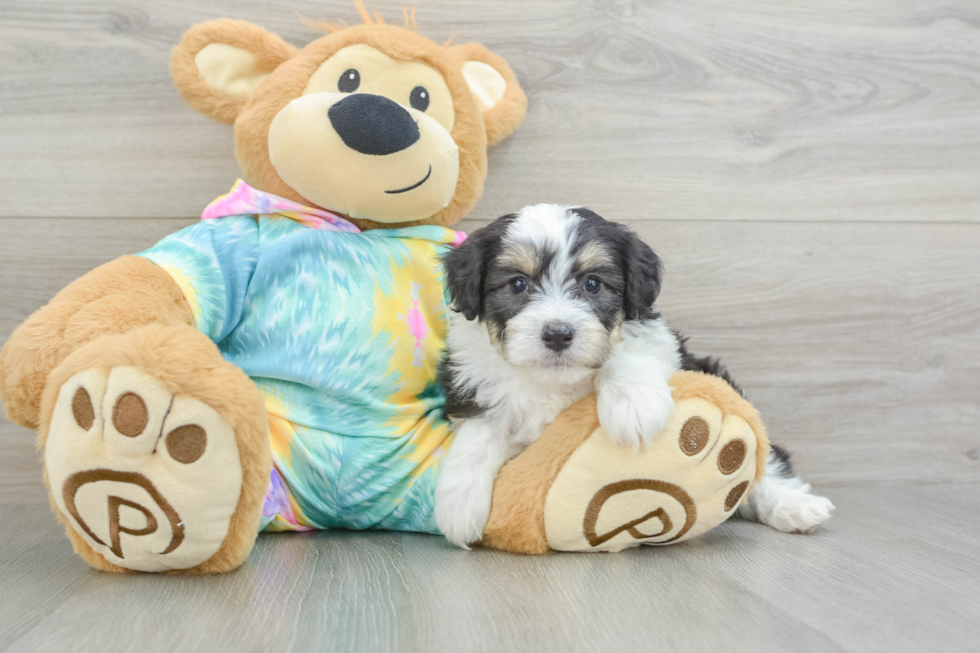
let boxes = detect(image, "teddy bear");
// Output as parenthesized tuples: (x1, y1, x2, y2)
(0, 5, 768, 573)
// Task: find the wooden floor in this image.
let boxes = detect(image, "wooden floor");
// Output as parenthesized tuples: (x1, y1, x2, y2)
(1, 0, 979, 651)
(2, 484, 978, 653)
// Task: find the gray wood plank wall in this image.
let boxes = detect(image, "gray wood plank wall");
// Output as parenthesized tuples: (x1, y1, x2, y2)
(2, 0, 979, 221)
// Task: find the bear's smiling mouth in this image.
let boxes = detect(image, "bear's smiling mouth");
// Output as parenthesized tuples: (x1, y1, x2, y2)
(385, 165, 432, 194)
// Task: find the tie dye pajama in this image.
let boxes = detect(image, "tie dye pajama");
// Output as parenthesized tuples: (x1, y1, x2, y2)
(138, 180, 464, 534)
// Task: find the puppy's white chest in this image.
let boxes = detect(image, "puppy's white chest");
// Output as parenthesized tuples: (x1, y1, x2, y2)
(542, 391, 575, 423)
(509, 379, 592, 445)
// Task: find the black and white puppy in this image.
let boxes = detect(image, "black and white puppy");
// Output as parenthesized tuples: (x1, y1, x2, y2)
(435, 204, 834, 548)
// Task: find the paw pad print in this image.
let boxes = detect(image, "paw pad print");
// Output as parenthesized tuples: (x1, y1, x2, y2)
(678, 415, 751, 511)
(544, 397, 761, 552)
(45, 366, 243, 571)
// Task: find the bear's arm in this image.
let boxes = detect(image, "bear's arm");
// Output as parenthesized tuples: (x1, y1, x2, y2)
(0, 256, 193, 429)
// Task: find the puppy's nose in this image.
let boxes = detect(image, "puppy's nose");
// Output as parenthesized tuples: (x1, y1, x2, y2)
(328, 94, 421, 156)
(542, 323, 574, 352)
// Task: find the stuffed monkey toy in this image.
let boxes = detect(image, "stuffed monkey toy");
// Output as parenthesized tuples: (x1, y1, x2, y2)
(0, 5, 766, 572)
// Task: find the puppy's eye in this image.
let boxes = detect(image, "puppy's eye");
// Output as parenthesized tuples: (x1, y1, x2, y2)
(338, 69, 360, 93)
(410, 86, 430, 112)
(584, 276, 601, 294)
(510, 277, 528, 294)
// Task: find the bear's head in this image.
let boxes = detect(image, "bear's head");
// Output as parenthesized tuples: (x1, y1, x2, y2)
(170, 6, 526, 230)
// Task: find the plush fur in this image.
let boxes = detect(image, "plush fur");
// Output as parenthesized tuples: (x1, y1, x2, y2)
(38, 324, 271, 574)
(448, 42, 527, 146)
(0, 256, 194, 430)
(662, 368, 769, 483)
(0, 7, 528, 573)
(482, 394, 600, 554)
(482, 372, 772, 554)
(170, 19, 298, 126)
(171, 18, 526, 230)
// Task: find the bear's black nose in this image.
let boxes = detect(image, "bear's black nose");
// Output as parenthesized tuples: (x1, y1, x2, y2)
(328, 94, 421, 156)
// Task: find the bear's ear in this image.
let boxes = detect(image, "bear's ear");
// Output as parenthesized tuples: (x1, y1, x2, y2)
(450, 43, 527, 146)
(171, 19, 298, 125)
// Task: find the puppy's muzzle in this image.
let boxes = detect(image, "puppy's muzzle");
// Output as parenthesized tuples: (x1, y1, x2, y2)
(328, 93, 420, 156)
(542, 323, 575, 352)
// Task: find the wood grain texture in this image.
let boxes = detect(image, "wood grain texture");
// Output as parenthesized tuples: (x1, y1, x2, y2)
(1, 0, 979, 221)
(1, 484, 978, 653)
(2, 216, 978, 501)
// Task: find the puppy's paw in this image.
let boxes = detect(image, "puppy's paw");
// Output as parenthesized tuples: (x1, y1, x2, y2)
(435, 473, 493, 549)
(597, 380, 674, 452)
(764, 493, 835, 534)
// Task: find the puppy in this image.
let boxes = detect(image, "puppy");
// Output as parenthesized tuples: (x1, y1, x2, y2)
(435, 204, 834, 548)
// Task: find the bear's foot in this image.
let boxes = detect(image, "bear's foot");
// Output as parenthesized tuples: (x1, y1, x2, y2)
(46, 366, 243, 571)
(482, 371, 770, 554)
(38, 325, 271, 573)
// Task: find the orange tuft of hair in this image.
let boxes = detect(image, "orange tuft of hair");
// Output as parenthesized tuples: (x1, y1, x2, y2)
(302, 2, 422, 35)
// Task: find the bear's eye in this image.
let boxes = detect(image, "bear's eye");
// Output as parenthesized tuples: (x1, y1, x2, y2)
(410, 86, 430, 112)
(338, 69, 360, 93)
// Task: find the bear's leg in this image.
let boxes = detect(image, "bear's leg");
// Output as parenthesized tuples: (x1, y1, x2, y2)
(482, 372, 774, 554)
(38, 324, 271, 573)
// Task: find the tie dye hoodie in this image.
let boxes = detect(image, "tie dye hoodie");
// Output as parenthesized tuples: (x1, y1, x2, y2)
(139, 180, 465, 533)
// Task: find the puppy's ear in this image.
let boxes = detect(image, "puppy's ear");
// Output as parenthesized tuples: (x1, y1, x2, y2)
(621, 230, 663, 321)
(443, 214, 516, 321)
